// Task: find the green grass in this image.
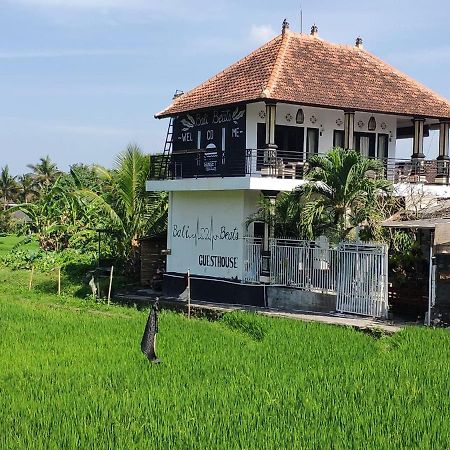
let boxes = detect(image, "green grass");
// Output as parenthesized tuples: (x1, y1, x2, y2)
(0, 234, 37, 257)
(1, 236, 450, 448)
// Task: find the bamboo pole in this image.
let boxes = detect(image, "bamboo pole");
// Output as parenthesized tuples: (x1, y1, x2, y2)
(107, 266, 114, 305)
(57, 267, 61, 295)
(28, 266, 34, 291)
(187, 269, 191, 319)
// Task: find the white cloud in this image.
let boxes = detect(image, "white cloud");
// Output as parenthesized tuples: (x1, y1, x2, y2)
(0, 48, 150, 59)
(249, 24, 277, 45)
(0, 116, 147, 136)
(0, 83, 160, 96)
(6, 0, 151, 9)
(387, 46, 450, 66)
(5, 0, 225, 18)
(4, 0, 228, 26)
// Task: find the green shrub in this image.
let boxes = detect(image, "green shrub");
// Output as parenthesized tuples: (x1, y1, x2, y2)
(1, 247, 96, 273)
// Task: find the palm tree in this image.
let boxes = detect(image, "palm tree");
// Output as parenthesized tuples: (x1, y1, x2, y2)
(0, 165, 19, 210)
(293, 148, 392, 240)
(77, 144, 168, 266)
(18, 173, 37, 204)
(27, 156, 60, 189)
(246, 193, 301, 238)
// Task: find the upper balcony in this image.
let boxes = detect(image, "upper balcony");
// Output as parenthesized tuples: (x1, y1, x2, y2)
(148, 148, 450, 190)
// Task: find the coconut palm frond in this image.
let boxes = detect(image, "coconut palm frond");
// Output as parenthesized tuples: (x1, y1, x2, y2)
(277, 148, 395, 241)
(75, 189, 123, 231)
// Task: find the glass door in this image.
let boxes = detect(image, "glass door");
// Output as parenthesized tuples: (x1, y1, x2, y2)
(354, 132, 376, 158)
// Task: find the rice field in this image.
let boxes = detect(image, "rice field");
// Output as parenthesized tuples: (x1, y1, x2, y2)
(1, 282, 450, 449)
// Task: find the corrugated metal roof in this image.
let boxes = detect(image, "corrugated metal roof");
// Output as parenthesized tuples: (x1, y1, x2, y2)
(382, 218, 450, 229)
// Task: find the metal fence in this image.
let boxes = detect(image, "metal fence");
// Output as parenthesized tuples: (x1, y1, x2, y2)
(243, 237, 262, 284)
(269, 238, 338, 293)
(336, 242, 388, 318)
(243, 237, 388, 318)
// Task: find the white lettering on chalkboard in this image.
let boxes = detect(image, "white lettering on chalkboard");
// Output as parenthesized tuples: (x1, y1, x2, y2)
(212, 110, 232, 124)
(181, 132, 193, 142)
(195, 113, 209, 126)
(231, 127, 242, 138)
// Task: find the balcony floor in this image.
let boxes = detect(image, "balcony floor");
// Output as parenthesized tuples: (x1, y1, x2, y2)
(147, 176, 450, 198)
(146, 176, 307, 192)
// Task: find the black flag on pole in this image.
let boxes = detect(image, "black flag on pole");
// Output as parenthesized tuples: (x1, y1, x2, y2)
(141, 299, 161, 364)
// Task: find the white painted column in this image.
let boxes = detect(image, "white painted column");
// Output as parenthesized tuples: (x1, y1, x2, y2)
(436, 120, 450, 183)
(260, 190, 278, 283)
(411, 117, 426, 181)
(438, 120, 450, 159)
(265, 101, 277, 149)
(265, 101, 278, 173)
(344, 111, 355, 150)
(412, 118, 425, 159)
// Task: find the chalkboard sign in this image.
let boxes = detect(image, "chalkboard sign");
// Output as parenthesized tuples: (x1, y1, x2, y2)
(171, 104, 246, 177)
(203, 150, 218, 172)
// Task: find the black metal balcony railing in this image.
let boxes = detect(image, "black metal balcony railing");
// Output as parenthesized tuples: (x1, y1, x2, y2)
(149, 149, 450, 185)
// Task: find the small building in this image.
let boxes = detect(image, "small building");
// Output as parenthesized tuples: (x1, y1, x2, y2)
(383, 202, 450, 323)
(147, 22, 450, 309)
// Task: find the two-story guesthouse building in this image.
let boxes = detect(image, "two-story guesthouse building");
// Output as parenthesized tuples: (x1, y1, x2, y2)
(146, 22, 450, 306)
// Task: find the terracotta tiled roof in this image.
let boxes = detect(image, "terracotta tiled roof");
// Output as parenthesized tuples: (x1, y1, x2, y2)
(156, 30, 450, 119)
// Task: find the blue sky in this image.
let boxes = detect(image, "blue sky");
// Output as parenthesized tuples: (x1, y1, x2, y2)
(1, 0, 450, 174)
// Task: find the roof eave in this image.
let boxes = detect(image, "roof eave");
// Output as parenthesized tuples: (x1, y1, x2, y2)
(155, 97, 450, 121)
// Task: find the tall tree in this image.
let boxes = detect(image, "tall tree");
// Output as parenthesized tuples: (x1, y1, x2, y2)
(27, 156, 60, 189)
(0, 166, 18, 210)
(77, 144, 168, 267)
(18, 173, 37, 204)
(294, 148, 392, 240)
(248, 148, 393, 241)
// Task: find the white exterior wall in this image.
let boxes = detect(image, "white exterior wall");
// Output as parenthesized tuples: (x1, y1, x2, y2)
(246, 102, 397, 158)
(166, 190, 260, 279)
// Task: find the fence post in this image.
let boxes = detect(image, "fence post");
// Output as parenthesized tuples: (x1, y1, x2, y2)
(28, 266, 34, 291)
(57, 267, 61, 295)
(187, 269, 191, 319)
(107, 266, 114, 305)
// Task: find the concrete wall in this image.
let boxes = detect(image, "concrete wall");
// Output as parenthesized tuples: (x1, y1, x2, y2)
(267, 286, 336, 313)
(246, 101, 397, 159)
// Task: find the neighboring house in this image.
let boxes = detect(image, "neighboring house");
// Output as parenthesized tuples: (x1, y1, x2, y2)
(146, 21, 450, 307)
(383, 200, 450, 323)
(5, 203, 31, 224)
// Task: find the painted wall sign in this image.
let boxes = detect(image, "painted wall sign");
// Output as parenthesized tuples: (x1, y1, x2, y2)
(167, 191, 260, 280)
(198, 255, 238, 269)
(172, 216, 239, 251)
(171, 105, 246, 177)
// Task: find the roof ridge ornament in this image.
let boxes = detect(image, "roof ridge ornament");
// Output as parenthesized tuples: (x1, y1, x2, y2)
(282, 19, 290, 34)
(355, 36, 363, 49)
(311, 24, 318, 37)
